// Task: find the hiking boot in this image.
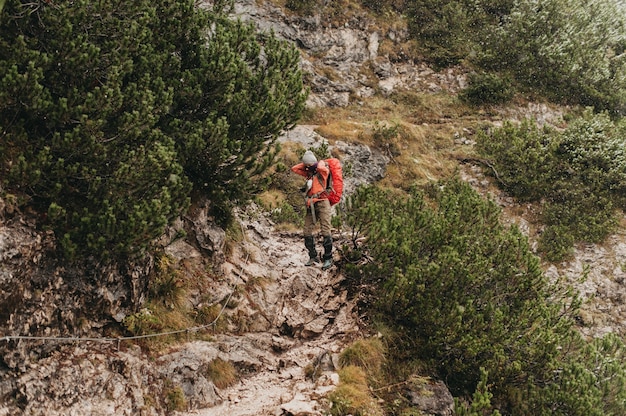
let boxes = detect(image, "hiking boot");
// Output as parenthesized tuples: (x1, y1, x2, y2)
(305, 257, 320, 266)
(321, 258, 333, 270)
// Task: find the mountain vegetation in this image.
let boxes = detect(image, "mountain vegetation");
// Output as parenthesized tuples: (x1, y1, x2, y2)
(342, 179, 626, 414)
(0, 0, 306, 260)
(477, 109, 626, 261)
(4, 0, 626, 415)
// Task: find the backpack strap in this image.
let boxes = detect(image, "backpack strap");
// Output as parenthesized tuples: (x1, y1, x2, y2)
(325, 169, 333, 192)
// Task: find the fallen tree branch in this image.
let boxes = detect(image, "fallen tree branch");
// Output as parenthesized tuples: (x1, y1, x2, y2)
(456, 156, 508, 188)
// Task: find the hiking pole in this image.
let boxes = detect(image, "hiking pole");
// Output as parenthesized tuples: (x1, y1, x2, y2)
(310, 201, 317, 224)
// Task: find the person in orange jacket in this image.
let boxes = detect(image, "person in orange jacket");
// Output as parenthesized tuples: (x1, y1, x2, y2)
(291, 150, 333, 270)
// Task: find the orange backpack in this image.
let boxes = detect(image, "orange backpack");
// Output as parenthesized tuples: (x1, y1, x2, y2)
(324, 158, 343, 206)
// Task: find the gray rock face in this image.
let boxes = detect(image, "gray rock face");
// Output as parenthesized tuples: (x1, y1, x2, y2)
(407, 379, 455, 416)
(0, 213, 152, 360)
(0, 198, 365, 416)
(279, 125, 390, 200)
(0, 208, 161, 414)
(228, 0, 466, 108)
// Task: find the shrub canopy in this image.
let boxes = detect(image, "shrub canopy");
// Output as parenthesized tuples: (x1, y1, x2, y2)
(0, 0, 306, 260)
(405, 0, 626, 112)
(344, 180, 626, 414)
(477, 110, 626, 260)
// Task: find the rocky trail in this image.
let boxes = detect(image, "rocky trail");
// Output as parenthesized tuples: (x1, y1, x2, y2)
(0, 120, 382, 416)
(7, 0, 626, 413)
(0, 202, 362, 416)
(178, 206, 362, 416)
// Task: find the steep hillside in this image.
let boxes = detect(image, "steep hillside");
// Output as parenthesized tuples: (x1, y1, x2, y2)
(0, 197, 360, 416)
(2, 1, 626, 415)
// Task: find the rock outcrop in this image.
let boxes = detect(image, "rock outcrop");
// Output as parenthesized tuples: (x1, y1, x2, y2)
(230, 0, 466, 108)
(0, 123, 397, 416)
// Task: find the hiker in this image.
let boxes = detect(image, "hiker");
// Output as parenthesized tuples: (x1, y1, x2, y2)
(291, 150, 334, 270)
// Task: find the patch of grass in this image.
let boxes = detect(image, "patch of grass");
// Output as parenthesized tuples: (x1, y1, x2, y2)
(328, 365, 384, 416)
(150, 254, 187, 310)
(299, 93, 477, 190)
(379, 38, 420, 64)
(122, 300, 196, 352)
(244, 275, 272, 292)
(122, 308, 162, 336)
(223, 218, 245, 259)
(339, 338, 386, 381)
(164, 383, 186, 412)
(314, 119, 366, 143)
(257, 189, 287, 211)
(195, 303, 228, 332)
(206, 358, 238, 389)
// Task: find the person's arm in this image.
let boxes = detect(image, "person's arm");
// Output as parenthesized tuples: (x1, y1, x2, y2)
(291, 163, 308, 177)
(315, 161, 329, 186)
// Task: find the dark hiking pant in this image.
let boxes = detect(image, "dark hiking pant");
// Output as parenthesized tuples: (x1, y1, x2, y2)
(303, 199, 332, 260)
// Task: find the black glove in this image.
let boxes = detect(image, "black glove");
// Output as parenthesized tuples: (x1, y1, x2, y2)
(305, 162, 318, 173)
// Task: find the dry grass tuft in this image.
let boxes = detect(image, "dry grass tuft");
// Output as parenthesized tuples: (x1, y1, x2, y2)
(314, 119, 365, 143)
(267, 69, 488, 234)
(164, 383, 187, 412)
(257, 189, 287, 211)
(195, 302, 228, 332)
(339, 338, 386, 380)
(206, 357, 238, 389)
(328, 365, 384, 416)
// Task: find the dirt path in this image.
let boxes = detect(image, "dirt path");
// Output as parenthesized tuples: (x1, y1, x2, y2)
(181, 206, 361, 416)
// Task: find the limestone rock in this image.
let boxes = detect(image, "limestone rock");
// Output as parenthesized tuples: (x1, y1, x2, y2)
(406, 379, 455, 416)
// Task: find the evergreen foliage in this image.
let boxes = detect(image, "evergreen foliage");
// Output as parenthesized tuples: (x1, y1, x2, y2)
(521, 333, 626, 416)
(345, 180, 574, 392)
(477, 110, 626, 260)
(459, 72, 515, 105)
(344, 179, 626, 414)
(0, 0, 306, 260)
(476, 119, 557, 201)
(455, 368, 502, 416)
(404, 0, 626, 113)
(405, 0, 499, 68)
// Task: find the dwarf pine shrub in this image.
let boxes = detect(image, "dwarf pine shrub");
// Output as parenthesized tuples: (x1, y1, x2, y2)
(459, 72, 515, 106)
(344, 179, 626, 414)
(406, 0, 626, 112)
(477, 110, 626, 260)
(0, 0, 305, 261)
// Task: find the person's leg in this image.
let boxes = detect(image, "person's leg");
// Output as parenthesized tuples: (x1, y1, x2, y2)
(317, 200, 333, 269)
(303, 206, 318, 265)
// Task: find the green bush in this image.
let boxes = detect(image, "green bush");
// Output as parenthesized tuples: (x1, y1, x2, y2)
(537, 224, 575, 262)
(346, 180, 574, 391)
(347, 180, 615, 415)
(405, 0, 626, 113)
(480, 0, 626, 113)
(476, 119, 557, 201)
(477, 110, 626, 260)
(542, 189, 617, 242)
(455, 368, 502, 416)
(406, 0, 481, 68)
(0, 0, 306, 260)
(344, 180, 626, 414)
(521, 334, 626, 416)
(459, 72, 514, 105)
